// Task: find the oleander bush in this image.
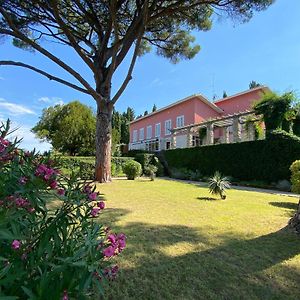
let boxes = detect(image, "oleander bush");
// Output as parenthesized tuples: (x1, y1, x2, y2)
(122, 160, 142, 180)
(0, 120, 126, 299)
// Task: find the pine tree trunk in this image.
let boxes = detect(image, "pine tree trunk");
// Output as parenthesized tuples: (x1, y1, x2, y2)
(95, 100, 113, 183)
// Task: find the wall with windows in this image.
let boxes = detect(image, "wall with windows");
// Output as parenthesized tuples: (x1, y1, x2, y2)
(129, 96, 201, 143)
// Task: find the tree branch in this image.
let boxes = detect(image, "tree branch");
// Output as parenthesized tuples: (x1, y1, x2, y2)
(0, 61, 91, 95)
(0, 6, 99, 100)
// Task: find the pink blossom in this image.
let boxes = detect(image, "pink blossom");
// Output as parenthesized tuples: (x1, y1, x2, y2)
(88, 192, 98, 201)
(18, 176, 28, 185)
(27, 207, 35, 213)
(103, 246, 115, 258)
(90, 207, 100, 217)
(107, 234, 117, 245)
(57, 188, 65, 196)
(49, 180, 58, 189)
(62, 290, 68, 300)
(11, 240, 21, 250)
(15, 197, 29, 207)
(83, 184, 92, 194)
(97, 201, 105, 209)
(103, 265, 119, 280)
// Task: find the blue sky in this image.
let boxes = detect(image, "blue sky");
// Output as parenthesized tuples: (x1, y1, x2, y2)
(0, 0, 299, 151)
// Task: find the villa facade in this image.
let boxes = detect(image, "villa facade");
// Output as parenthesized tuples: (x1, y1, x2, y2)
(129, 86, 269, 151)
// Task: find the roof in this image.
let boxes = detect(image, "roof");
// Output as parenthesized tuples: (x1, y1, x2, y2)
(130, 94, 223, 124)
(213, 86, 270, 104)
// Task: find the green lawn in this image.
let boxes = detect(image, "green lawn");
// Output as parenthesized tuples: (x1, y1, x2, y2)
(97, 178, 300, 300)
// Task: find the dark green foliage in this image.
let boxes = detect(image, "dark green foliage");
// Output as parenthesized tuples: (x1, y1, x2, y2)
(79, 161, 95, 180)
(223, 91, 228, 98)
(144, 164, 158, 181)
(170, 168, 202, 181)
(123, 160, 142, 180)
(152, 104, 157, 112)
(134, 153, 164, 176)
(57, 156, 133, 178)
(32, 101, 96, 156)
(163, 131, 300, 182)
(249, 80, 261, 89)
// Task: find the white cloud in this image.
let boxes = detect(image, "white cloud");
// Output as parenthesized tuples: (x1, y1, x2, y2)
(150, 78, 164, 87)
(38, 97, 52, 103)
(8, 122, 51, 152)
(0, 76, 4, 80)
(38, 96, 64, 106)
(0, 98, 36, 116)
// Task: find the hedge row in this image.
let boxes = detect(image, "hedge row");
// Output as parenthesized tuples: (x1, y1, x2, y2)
(57, 156, 134, 178)
(163, 131, 300, 182)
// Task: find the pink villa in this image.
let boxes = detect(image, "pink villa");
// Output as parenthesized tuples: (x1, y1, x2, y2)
(129, 86, 270, 151)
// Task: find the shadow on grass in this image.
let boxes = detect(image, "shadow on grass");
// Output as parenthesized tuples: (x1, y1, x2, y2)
(100, 208, 300, 300)
(197, 196, 218, 201)
(269, 201, 298, 210)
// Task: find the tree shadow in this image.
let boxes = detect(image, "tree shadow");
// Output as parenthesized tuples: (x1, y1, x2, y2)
(269, 201, 298, 210)
(100, 208, 300, 300)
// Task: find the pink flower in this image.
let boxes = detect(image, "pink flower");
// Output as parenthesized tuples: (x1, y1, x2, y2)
(62, 290, 68, 300)
(27, 207, 35, 213)
(49, 180, 58, 189)
(57, 188, 65, 196)
(83, 185, 92, 194)
(97, 201, 105, 209)
(18, 176, 28, 185)
(103, 265, 119, 280)
(11, 240, 21, 250)
(103, 246, 115, 258)
(88, 192, 98, 201)
(90, 207, 100, 218)
(15, 197, 29, 207)
(107, 234, 116, 245)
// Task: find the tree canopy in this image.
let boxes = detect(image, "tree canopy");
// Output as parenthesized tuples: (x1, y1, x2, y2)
(253, 91, 298, 133)
(32, 101, 96, 156)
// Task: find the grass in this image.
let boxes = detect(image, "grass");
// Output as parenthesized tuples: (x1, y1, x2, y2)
(96, 178, 300, 300)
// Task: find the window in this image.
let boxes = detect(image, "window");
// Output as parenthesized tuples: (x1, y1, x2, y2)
(176, 115, 184, 128)
(146, 125, 152, 139)
(165, 119, 172, 135)
(133, 130, 138, 142)
(139, 128, 144, 141)
(165, 141, 171, 150)
(155, 123, 161, 137)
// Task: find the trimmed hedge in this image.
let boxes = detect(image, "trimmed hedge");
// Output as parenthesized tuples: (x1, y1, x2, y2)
(163, 131, 300, 182)
(56, 156, 134, 177)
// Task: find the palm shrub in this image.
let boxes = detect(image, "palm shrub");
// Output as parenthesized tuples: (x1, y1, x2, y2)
(208, 171, 231, 199)
(122, 160, 142, 180)
(290, 160, 300, 193)
(144, 164, 158, 181)
(0, 120, 126, 299)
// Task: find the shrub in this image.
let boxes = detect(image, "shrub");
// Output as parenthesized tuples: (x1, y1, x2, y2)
(144, 164, 158, 181)
(208, 171, 231, 199)
(170, 168, 202, 181)
(290, 160, 300, 193)
(134, 153, 165, 176)
(163, 131, 300, 182)
(0, 120, 126, 299)
(122, 160, 142, 180)
(79, 161, 95, 179)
